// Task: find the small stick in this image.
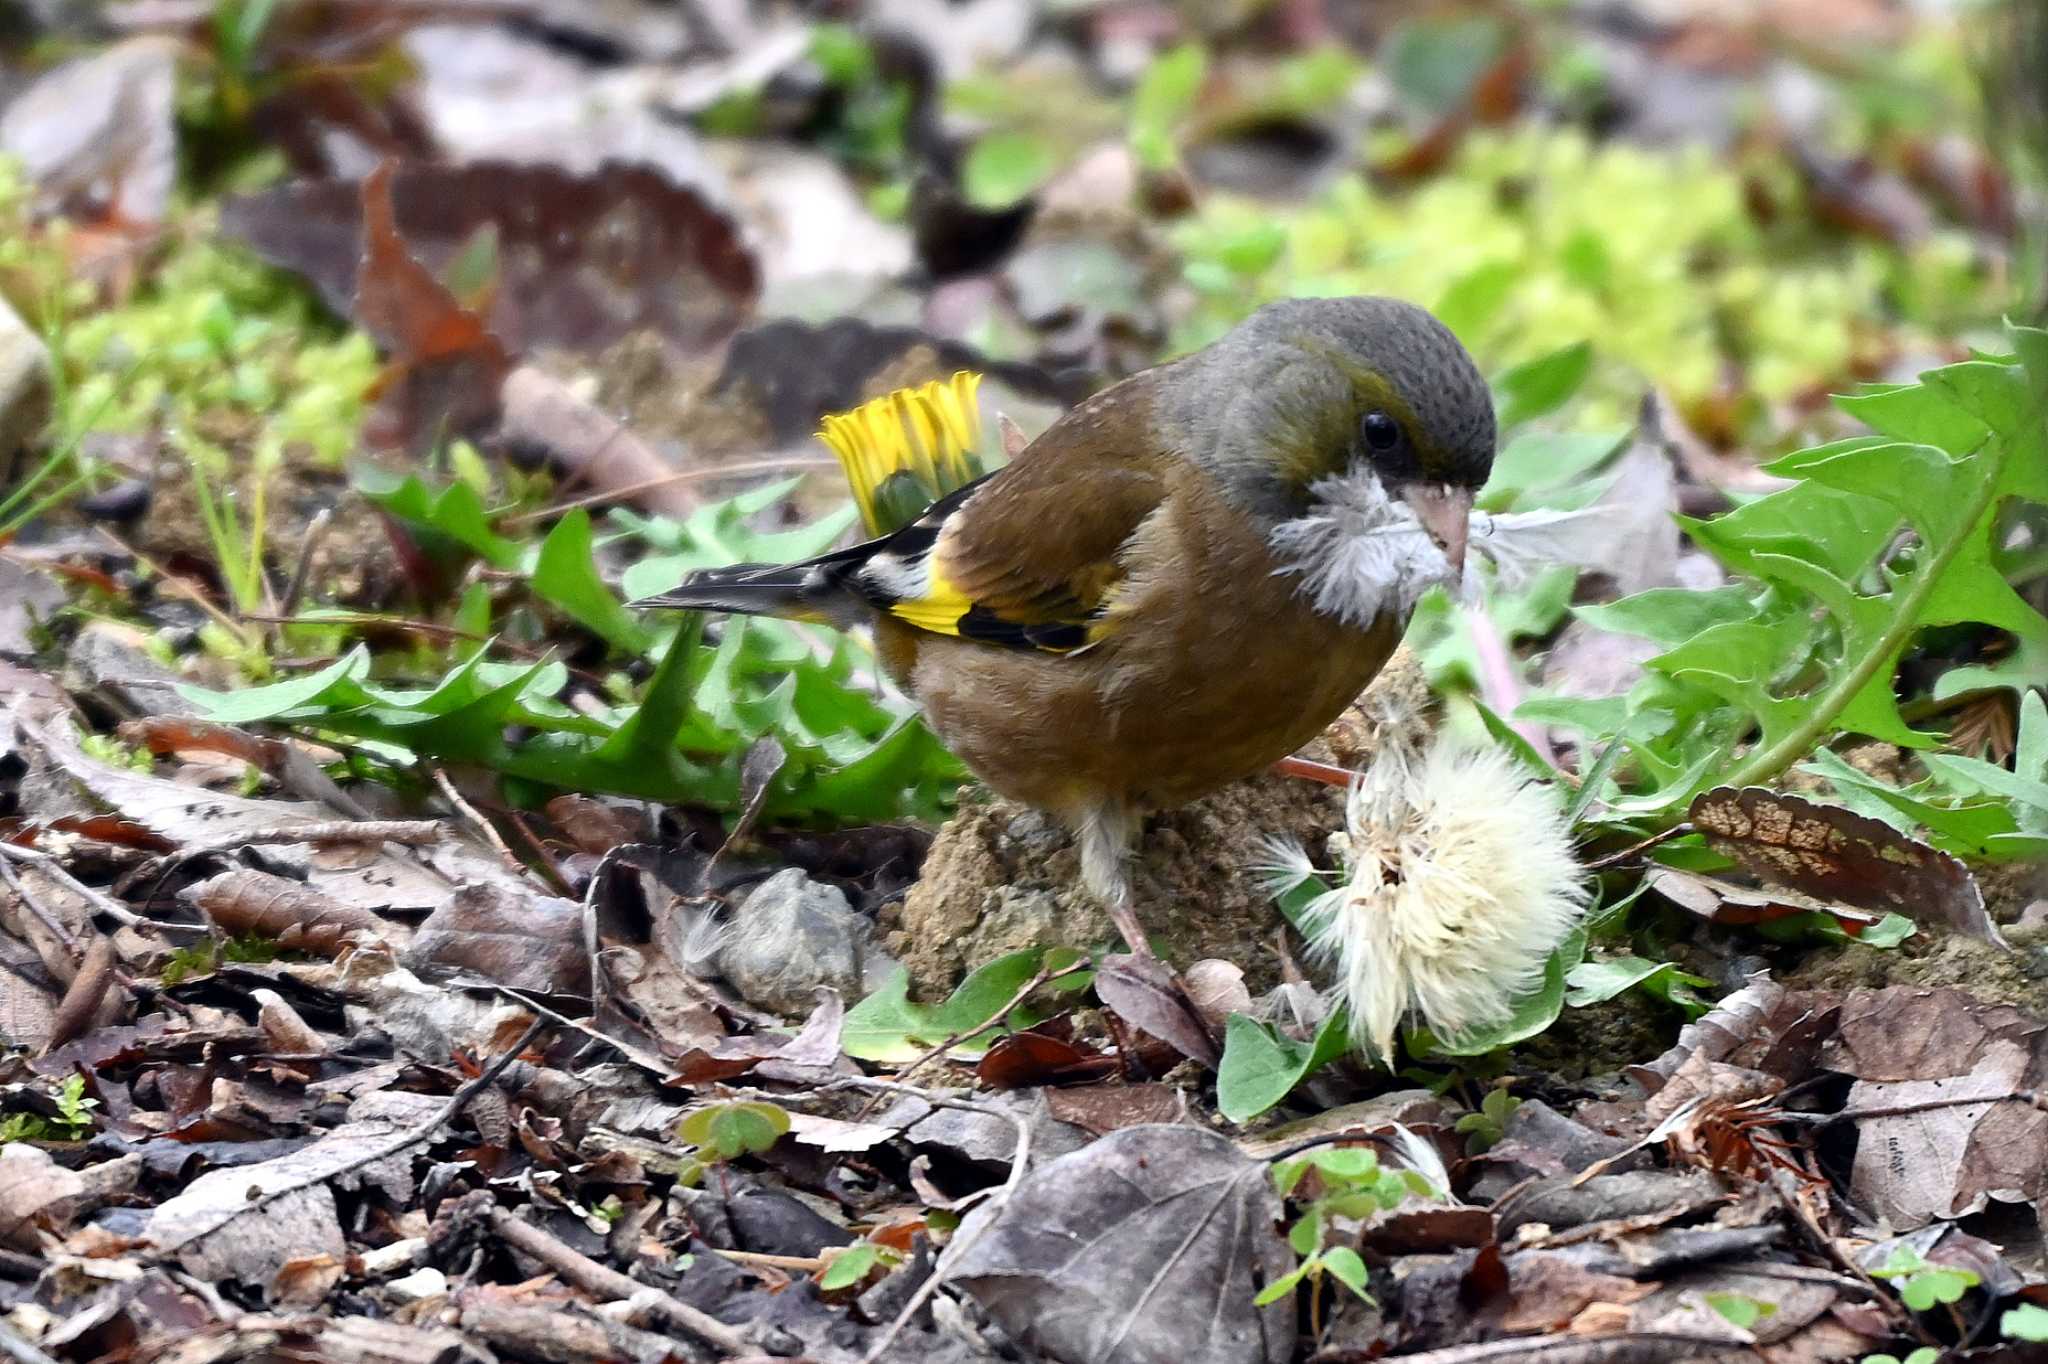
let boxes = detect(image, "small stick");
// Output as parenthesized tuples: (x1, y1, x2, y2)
(98, 529, 254, 648)
(812, 1076, 1034, 1364)
(0, 842, 206, 938)
(1271, 755, 1359, 788)
(0, 852, 82, 958)
(280, 507, 332, 617)
(479, 1202, 753, 1355)
(501, 455, 842, 527)
(431, 769, 527, 878)
(887, 958, 1093, 1091)
(152, 1018, 548, 1259)
(1583, 823, 1693, 871)
(710, 1248, 827, 1272)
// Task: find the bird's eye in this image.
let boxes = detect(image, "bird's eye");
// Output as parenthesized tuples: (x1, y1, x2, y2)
(1360, 410, 1402, 453)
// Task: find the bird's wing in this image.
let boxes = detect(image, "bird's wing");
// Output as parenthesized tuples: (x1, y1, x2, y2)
(850, 385, 1168, 654)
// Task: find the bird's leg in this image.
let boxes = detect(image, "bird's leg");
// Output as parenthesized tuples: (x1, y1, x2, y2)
(1075, 801, 1151, 957)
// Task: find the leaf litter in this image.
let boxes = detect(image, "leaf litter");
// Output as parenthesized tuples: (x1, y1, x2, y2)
(2, 1, 2048, 1362)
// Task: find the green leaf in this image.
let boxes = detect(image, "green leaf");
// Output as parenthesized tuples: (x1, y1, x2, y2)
(179, 646, 370, 723)
(819, 1242, 884, 1291)
(532, 509, 650, 654)
(1477, 430, 1627, 512)
(963, 132, 1055, 208)
(2002, 1303, 2048, 1342)
(1703, 1292, 1775, 1330)
(358, 471, 520, 569)
(1565, 956, 1713, 1016)
(676, 1100, 790, 1161)
(1321, 1246, 1371, 1298)
(1253, 1261, 1309, 1307)
(1216, 1009, 1351, 1123)
(1130, 42, 1207, 169)
(841, 949, 1084, 1063)
(1493, 341, 1593, 430)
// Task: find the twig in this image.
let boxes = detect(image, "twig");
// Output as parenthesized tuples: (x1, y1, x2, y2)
(1271, 755, 1360, 788)
(1583, 823, 1693, 871)
(501, 455, 841, 527)
(482, 986, 672, 1079)
(813, 1076, 1034, 1364)
(430, 769, 527, 878)
(1762, 1162, 1935, 1348)
(711, 1247, 827, 1272)
(152, 1017, 547, 1259)
(0, 841, 206, 938)
(281, 507, 332, 617)
(0, 852, 82, 957)
(1259, 1130, 1403, 1165)
(0, 1322, 61, 1364)
(478, 1200, 754, 1355)
(98, 528, 254, 648)
(1804, 1089, 2047, 1124)
(117, 819, 446, 905)
(886, 958, 1093, 1092)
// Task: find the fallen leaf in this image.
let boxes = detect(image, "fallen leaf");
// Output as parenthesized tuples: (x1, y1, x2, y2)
(148, 1090, 443, 1284)
(223, 160, 757, 358)
(1688, 787, 2005, 946)
(1044, 1084, 1187, 1136)
(350, 160, 511, 454)
(182, 869, 391, 957)
(0, 1142, 85, 1249)
(404, 881, 588, 995)
(945, 1125, 1293, 1364)
(1824, 986, 2048, 1227)
(1093, 953, 1220, 1069)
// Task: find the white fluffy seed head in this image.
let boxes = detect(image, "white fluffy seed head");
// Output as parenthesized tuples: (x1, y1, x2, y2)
(1277, 740, 1588, 1065)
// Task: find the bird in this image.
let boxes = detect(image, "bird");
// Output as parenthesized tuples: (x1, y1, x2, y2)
(639, 296, 1498, 959)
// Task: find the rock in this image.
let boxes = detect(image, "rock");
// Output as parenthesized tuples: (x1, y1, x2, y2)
(0, 292, 52, 486)
(0, 558, 65, 659)
(60, 620, 199, 719)
(715, 868, 893, 1017)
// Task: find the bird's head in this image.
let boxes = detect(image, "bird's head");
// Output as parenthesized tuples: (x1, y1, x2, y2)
(1167, 295, 1497, 629)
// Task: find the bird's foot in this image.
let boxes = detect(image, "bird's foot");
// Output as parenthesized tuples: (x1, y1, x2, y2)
(1104, 894, 1155, 960)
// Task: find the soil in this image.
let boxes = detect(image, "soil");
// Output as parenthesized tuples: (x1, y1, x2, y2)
(883, 646, 1441, 999)
(1784, 919, 2048, 1013)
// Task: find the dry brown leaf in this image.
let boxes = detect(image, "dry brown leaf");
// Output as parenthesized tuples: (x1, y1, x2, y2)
(1688, 787, 2004, 946)
(182, 869, 390, 957)
(403, 882, 587, 995)
(223, 160, 757, 357)
(1824, 986, 2048, 1227)
(0, 1142, 85, 1249)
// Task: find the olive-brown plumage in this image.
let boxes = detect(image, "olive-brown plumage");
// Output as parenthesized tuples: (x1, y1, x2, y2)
(643, 296, 1497, 955)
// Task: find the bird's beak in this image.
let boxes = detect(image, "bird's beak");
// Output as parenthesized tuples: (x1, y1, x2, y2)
(1398, 482, 1473, 580)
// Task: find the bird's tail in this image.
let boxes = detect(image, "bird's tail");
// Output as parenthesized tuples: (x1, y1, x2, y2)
(635, 372, 992, 620)
(634, 551, 863, 624)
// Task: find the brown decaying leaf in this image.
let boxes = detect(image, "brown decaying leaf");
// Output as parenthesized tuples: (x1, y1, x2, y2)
(1687, 786, 2005, 947)
(946, 1125, 1294, 1364)
(1825, 986, 2048, 1228)
(224, 160, 758, 358)
(1043, 1083, 1186, 1136)
(403, 881, 587, 995)
(182, 869, 389, 957)
(0, 1142, 85, 1249)
(497, 365, 697, 518)
(1092, 953, 1221, 1069)
(351, 160, 511, 454)
(1631, 977, 1838, 1095)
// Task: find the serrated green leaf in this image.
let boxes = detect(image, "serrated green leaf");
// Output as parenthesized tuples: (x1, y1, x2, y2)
(532, 510, 650, 654)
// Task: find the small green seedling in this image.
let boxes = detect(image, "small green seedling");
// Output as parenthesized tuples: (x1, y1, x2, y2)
(1261, 1147, 1439, 1332)
(1871, 1244, 1980, 1312)
(1455, 1087, 1522, 1154)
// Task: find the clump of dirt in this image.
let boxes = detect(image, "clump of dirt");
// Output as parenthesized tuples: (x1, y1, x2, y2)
(884, 646, 1440, 998)
(883, 773, 1344, 998)
(1784, 920, 2048, 1015)
(133, 416, 403, 606)
(1517, 993, 1677, 1083)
